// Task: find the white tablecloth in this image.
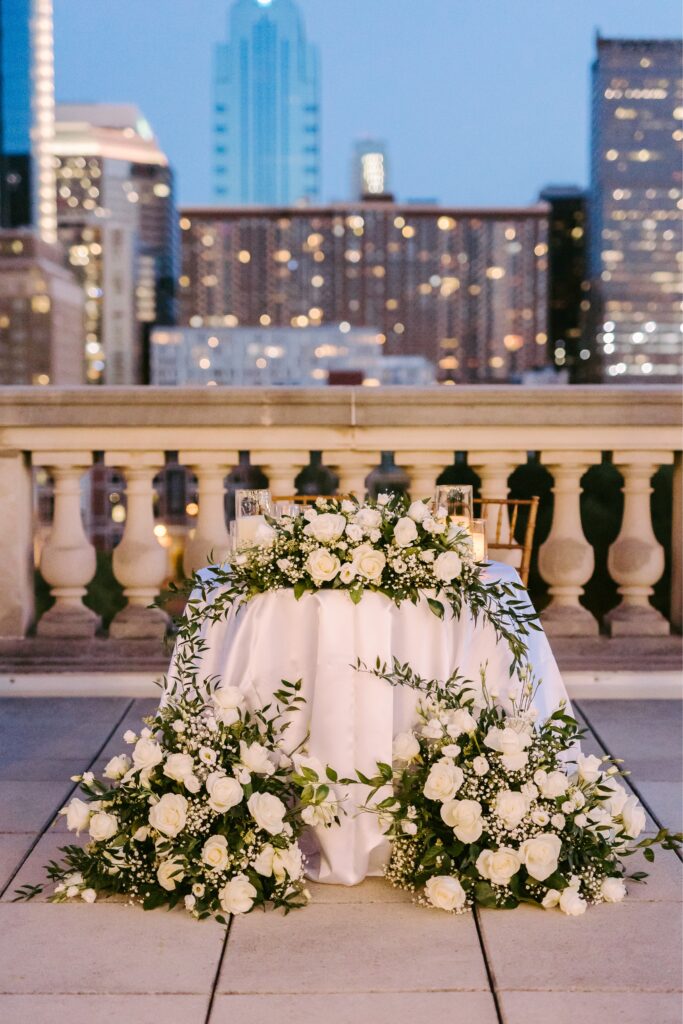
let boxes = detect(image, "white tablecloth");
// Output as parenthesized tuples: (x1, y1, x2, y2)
(166, 564, 571, 885)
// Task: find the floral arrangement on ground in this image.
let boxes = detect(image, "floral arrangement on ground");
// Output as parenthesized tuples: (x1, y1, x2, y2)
(14, 679, 342, 921)
(355, 659, 681, 916)
(169, 493, 539, 673)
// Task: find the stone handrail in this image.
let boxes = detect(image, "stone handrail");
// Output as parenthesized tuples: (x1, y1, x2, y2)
(0, 385, 680, 643)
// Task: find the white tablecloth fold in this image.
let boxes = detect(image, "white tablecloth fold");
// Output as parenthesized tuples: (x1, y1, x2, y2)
(166, 563, 571, 885)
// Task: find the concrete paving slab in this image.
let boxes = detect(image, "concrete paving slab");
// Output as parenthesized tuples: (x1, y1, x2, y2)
(0, 780, 73, 834)
(500, 990, 683, 1024)
(0, 755, 89, 782)
(219, 902, 488, 995)
(623, 845, 683, 903)
(307, 878, 411, 904)
(211, 991, 499, 1024)
(577, 700, 682, 779)
(3, 831, 89, 902)
(0, 994, 210, 1024)
(0, 698, 129, 760)
(0, 834, 37, 892)
(480, 901, 682, 993)
(0, 903, 225, 994)
(635, 781, 682, 833)
(97, 699, 158, 762)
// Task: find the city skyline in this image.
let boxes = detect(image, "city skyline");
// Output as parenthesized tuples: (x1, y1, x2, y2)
(54, 0, 681, 208)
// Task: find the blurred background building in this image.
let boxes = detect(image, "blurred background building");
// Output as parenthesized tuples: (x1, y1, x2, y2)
(213, 0, 320, 205)
(52, 104, 179, 383)
(352, 139, 392, 201)
(588, 36, 683, 382)
(178, 202, 550, 383)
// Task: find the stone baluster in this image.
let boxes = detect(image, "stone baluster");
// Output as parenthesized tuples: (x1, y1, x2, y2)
(327, 453, 379, 499)
(33, 452, 100, 638)
(252, 450, 309, 498)
(396, 452, 451, 502)
(0, 451, 36, 637)
(469, 451, 524, 565)
(538, 452, 601, 636)
(181, 452, 236, 576)
(105, 452, 169, 639)
(605, 452, 672, 636)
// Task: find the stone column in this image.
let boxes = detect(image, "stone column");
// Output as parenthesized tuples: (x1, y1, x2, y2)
(469, 451, 525, 565)
(251, 450, 309, 498)
(672, 451, 682, 633)
(327, 453, 380, 499)
(0, 451, 35, 637)
(33, 452, 100, 638)
(605, 451, 672, 636)
(395, 452, 452, 502)
(180, 452, 235, 576)
(538, 452, 601, 636)
(105, 452, 169, 639)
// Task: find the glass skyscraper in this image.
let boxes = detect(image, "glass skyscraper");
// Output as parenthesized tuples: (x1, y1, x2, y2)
(213, 0, 320, 205)
(0, 0, 32, 227)
(589, 37, 683, 381)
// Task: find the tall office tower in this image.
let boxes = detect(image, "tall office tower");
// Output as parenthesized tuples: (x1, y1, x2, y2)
(178, 202, 549, 383)
(352, 139, 391, 200)
(589, 37, 683, 381)
(539, 186, 594, 382)
(213, 0, 320, 204)
(52, 105, 178, 383)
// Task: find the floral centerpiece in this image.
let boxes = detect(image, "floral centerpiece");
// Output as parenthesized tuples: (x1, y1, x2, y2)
(173, 493, 539, 673)
(15, 679, 342, 921)
(354, 659, 681, 916)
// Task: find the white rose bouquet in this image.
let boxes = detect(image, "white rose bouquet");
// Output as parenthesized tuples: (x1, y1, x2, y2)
(172, 493, 539, 673)
(15, 679, 343, 922)
(354, 659, 681, 917)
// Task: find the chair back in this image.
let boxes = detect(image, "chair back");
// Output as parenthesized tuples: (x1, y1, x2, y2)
(473, 496, 540, 587)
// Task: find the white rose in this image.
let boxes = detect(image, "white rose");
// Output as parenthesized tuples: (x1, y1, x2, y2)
(239, 740, 275, 776)
(601, 777, 629, 817)
(473, 756, 490, 777)
(538, 770, 569, 799)
(433, 550, 463, 583)
(63, 797, 91, 834)
(542, 888, 560, 909)
(157, 857, 184, 891)
(103, 754, 131, 780)
(559, 886, 587, 916)
(345, 522, 363, 543)
(341, 499, 356, 513)
(148, 793, 188, 838)
(305, 512, 346, 543)
(571, 789, 586, 809)
(252, 843, 275, 876)
(88, 811, 118, 842)
(81, 888, 97, 903)
(444, 708, 477, 737)
(352, 544, 386, 582)
(576, 753, 603, 783)
(392, 731, 421, 764)
(172, 719, 186, 733)
(219, 874, 257, 915)
(133, 825, 150, 841)
(206, 772, 243, 813)
(476, 847, 521, 886)
(441, 798, 484, 843)
(551, 813, 566, 830)
(185, 774, 201, 794)
(202, 834, 229, 871)
(601, 876, 626, 903)
(273, 844, 304, 882)
(408, 500, 430, 523)
(184, 894, 196, 911)
(485, 726, 531, 757)
(424, 875, 467, 912)
(354, 507, 382, 531)
(574, 813, 588, 828)
(620, 795, 646, 839)
(518, 833, 562, 881)
(254, 522, 276, 546)
(420, 549, 436, 562)
(494, 790, 528, 830)
(393, 516, 418, 547)
(248, 792, 287, 835)
(442, 743, 461, 758)
(531, 809, 550, 827)
(421, 717, 444, 739)
(423, 760, 464, 802)
(132, 737, 164, 772)
(163, 752, 195, 783)
(123, 730, 137, 744)
(306, 547, 341, 585)
(212, 686, 245, 726)
(339, 562, 356, 584)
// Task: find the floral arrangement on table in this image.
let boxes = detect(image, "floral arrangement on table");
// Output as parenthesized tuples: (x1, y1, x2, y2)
(14, 679, 343, 921)
(354, 659, 681, 917)
(172, 493, 539, 673)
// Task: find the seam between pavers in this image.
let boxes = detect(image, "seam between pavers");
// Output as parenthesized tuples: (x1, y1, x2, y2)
(473, 906, 504, 1024)
(205, 917, 233, 1023)
(0, 698, 135, 900)
(576, 701, 683, 865)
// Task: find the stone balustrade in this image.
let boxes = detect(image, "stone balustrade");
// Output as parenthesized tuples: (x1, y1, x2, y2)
(0, 386, 680, 642)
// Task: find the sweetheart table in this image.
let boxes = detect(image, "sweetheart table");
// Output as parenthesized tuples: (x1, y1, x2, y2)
(166, 562, 571, 886)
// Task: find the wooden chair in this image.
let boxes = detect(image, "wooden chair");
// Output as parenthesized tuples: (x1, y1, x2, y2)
(473, 496, 540, 587)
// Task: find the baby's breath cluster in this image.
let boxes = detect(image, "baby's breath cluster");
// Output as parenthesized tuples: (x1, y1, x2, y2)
(15, 679, 342, 922)
(356, 659, 681, 916)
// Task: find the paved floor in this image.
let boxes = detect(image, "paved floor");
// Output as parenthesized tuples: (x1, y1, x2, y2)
(0, 697, 680, 1024)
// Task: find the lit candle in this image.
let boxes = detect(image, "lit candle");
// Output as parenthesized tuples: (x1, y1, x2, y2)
(472, 532, 487, 561)
(236, 514, 265, 546)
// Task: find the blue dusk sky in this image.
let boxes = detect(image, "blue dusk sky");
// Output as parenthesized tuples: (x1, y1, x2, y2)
(54, 0, 681, 207)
